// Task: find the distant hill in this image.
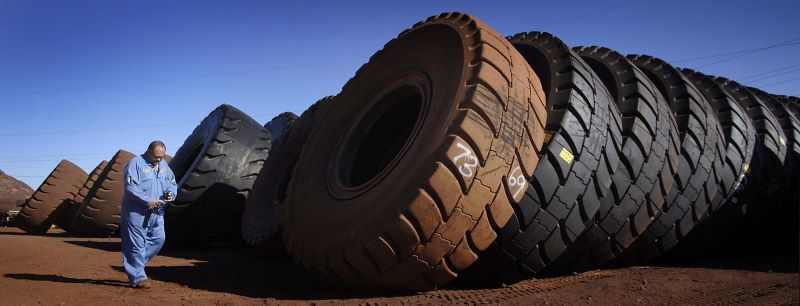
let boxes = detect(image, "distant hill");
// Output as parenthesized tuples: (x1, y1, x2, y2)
(0, 170, 33, 211)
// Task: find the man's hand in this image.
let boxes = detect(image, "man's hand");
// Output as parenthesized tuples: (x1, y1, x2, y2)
(148, 200, 160, 210)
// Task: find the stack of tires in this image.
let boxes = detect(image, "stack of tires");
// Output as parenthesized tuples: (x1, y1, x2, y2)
(238, 12, 798, 290)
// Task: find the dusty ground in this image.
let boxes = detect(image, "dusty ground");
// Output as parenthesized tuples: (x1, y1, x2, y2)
(0, 227, 797, 305)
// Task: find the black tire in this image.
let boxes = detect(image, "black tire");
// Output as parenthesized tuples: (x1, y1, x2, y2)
(264, 112, 298, 144)
(747, 88, 800, 254)
(16, 160, 87, 234)
(749, 88, 800, 167)
(70, 150, 135, 236)
(714, 77, 787, 196)
(776, 95, 800, 118)
(55, 160, 108, 232)
(618, 55, 727, 263)
(666, 70, 757, 258)
(549, 46, 681, 272)
(282, 13, 548, 291)
(242, 103, 327, 246)
(465, 32, 622, 282)
(166, 104, 272, 246)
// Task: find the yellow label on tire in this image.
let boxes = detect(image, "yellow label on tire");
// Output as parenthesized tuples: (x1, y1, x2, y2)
(559, 147, 574, 164)
(743, 163, 750, 173)
(780, 137, 786, 146)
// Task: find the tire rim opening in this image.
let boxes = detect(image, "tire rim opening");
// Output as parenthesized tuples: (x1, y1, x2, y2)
(339, 84, 425, 189)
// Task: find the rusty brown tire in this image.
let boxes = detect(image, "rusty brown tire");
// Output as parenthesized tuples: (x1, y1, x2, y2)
(16, 160, 87, 234)
(282, 13, 547, 291)
(549, 46, 681, 272)
(242, 101, 329, 246)
(166, 104, 272, 246)
(55, 160, 108, 232)
(69, 150, 135, 236)
(463, 33, 623, 283)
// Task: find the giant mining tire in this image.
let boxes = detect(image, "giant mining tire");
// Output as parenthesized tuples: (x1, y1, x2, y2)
(776, 95, 800, 118)
(667, 70, 757, 258)
(747, 88, 800, 254)
(617, 55, 727, 263)
(16, 160, 88, 234)
(549, 46, 681, 272)
(463, 32, 623, 282)
(263, 112, 298, 144)
(282, 13, 548, 291)
(166, 104, 272, 246)
(242, 102, 327, 246)
(55, 160, 108, 232)
(714, 77, 787, 196)
(69, 150, 135, 236)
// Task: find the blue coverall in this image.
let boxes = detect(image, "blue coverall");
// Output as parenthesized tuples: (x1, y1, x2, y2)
(120, 154, 178, 286)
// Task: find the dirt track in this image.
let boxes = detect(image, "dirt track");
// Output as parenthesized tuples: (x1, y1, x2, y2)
(0, 227, 797, 305)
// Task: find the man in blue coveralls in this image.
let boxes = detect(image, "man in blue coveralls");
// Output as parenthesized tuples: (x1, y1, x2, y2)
(121, 140, 178, 288)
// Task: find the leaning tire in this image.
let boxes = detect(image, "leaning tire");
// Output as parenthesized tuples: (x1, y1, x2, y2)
(55, 160, 108, 232)
(70, 150, 135, 236)
(282, 13, 548, 291)
(667, 69, 757, 257)
(747, 88, 800, 254)
(166, 104, 272, 246)
(464, 32, 622, 282)
(264, 112, 299, 144)
(242, 102, 328, 246)
(16, 160, 87, 234)
(550, 46, 681, 272)
(618, 55, 727, 263)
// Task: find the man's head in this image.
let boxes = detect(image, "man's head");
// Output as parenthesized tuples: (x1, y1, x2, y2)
(146, 140, 166, 165)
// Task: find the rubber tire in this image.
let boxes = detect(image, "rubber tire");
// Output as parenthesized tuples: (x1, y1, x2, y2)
(747, 88, 800, 255)
(282, 13, 548, 291)
(714, 77, 787, 195)
(550, 46, 681, 272)
(166, 104, 272, 246)
(463, 32, 622, 283)
(55, 160, 108, 232)
(775, 95, 800, 118)
(242, 102, 328, 246)
(264, 112, 298, 144)
(618, 55, 727, 263)
(666, 69, 757, 258)
(69, 150, 135, 236)
(16, 160, 88, 234)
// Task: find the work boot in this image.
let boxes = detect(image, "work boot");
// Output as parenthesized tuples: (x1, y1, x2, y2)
(132, 279, 152, 289)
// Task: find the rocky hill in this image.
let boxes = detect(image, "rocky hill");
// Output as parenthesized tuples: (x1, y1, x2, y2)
(0, 170, 33, 211)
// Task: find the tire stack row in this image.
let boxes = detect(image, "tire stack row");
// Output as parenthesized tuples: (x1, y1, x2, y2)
(237, 12, 798, 290)
(12, 11, 797, 292)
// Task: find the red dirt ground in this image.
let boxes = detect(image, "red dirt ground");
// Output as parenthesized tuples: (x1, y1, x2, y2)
(0, 227, 797, 305)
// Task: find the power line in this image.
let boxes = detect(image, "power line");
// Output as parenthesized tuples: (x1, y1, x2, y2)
(0, 152, 114, 159)
(672, 37, 800, 64)
(0, 112, 280, 137)
(737, 63, 800, 81)
(746, 67, 800, 83)
(0, 59, 360, 98)
(758, 76, 800, 88)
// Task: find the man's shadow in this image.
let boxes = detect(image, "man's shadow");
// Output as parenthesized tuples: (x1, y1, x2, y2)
(4, 273, 129, 288)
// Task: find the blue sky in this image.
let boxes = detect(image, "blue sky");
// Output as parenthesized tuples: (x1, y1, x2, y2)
(1, 0, 799, 189)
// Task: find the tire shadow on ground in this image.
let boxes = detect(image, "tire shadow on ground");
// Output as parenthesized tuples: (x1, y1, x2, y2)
(4, 273, 130, 288)
(142, 248, 414, 300)
(65, 239, 414, 299)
